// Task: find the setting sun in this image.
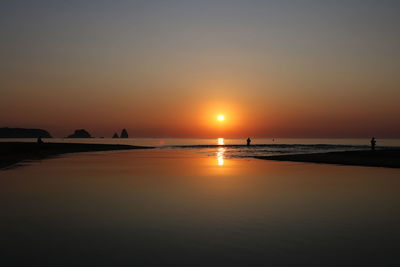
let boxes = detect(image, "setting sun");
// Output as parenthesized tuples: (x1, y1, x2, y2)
(217, 114, 225, 121)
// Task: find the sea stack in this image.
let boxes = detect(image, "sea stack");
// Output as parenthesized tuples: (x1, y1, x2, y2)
(67, 129, 92, 138)
(112, 132, 119, 138)
(120, 129, 129, 138)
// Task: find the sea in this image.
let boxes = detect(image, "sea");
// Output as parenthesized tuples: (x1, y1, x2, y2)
(2, 137, 400, 158)
(1, 138, 400, 266)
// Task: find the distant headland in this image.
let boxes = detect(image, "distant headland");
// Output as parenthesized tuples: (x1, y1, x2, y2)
(0, 127, 131, 139)
(0, 128, 52, 138)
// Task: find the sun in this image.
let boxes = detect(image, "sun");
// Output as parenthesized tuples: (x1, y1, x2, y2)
(217, 114, 225, 121)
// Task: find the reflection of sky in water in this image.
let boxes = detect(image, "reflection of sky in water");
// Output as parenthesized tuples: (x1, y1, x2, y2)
(1, 147, 400, 265)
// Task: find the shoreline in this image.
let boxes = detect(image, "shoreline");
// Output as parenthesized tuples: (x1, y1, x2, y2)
(0, 142, 154, 169)
(255, 149, 400, 168)
(2, 142, 400, 170)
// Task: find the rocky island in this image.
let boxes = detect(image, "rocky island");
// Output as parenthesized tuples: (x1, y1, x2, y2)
(120, 129, 129, 138)
(66, 129, 92, 138)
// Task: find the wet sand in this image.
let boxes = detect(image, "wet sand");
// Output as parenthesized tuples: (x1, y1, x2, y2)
(255, 149, 400, 168)
(0, 142, 153, 169)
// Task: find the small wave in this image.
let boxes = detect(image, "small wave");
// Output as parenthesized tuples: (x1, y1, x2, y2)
(167, 144, 370, 149)
(161, 143, 399, 159)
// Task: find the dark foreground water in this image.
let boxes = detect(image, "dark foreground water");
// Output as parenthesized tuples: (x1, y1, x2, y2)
(1, 148, 399, 266)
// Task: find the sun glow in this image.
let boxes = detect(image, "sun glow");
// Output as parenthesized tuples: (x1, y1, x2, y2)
(217, 147, 225, 166)
(217, 114, 225, 121)
(217, 138, 224, 145)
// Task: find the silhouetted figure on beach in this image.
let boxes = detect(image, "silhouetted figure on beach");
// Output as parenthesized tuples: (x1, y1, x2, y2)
(370, 137, 376, 151)
(37, 137, 44, 144)
(246, 137, 251, 146)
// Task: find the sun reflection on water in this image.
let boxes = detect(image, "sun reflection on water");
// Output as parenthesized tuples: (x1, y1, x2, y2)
(217, 147, 225, 166)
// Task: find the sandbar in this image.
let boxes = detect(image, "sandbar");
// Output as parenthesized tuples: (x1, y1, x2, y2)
(0, 142, 153, 169)
(255, 149, 400, 168)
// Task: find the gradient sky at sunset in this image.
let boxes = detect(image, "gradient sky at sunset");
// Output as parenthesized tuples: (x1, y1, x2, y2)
(1, 0, 399, 138)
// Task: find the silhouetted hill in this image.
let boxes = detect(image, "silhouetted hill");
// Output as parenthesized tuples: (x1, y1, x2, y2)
(112, 132, 119, 138)
(66, 129, 92, 138)
(0, 127, 52, 138)
(120, 129, 129, 138)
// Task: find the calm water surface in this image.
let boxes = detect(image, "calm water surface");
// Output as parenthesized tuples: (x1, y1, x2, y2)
(3, 137, 400, 158)
(1, 148, 400, 266)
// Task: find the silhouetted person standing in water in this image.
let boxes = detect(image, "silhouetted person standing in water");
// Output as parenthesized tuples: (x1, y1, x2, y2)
(246, 137, 251, 146)
(370, 137, 376, 151)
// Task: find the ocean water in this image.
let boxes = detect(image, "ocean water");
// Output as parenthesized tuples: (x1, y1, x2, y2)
(0, 143, 400, 266)
(2, 137, 400, 159)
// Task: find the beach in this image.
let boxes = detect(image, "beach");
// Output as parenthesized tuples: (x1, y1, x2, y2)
(0, 142, 153, 169)
(256, 149, 400, 168)
(3, 1, 400, 265)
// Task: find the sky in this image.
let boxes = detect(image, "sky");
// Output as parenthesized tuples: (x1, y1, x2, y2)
(1, 0, 399, 138)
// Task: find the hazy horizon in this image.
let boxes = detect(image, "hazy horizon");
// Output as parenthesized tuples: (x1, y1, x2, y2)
(1, 0, 400, 138)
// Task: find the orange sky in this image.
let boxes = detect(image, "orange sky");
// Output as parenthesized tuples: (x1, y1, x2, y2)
(1, 1, 399, 138)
